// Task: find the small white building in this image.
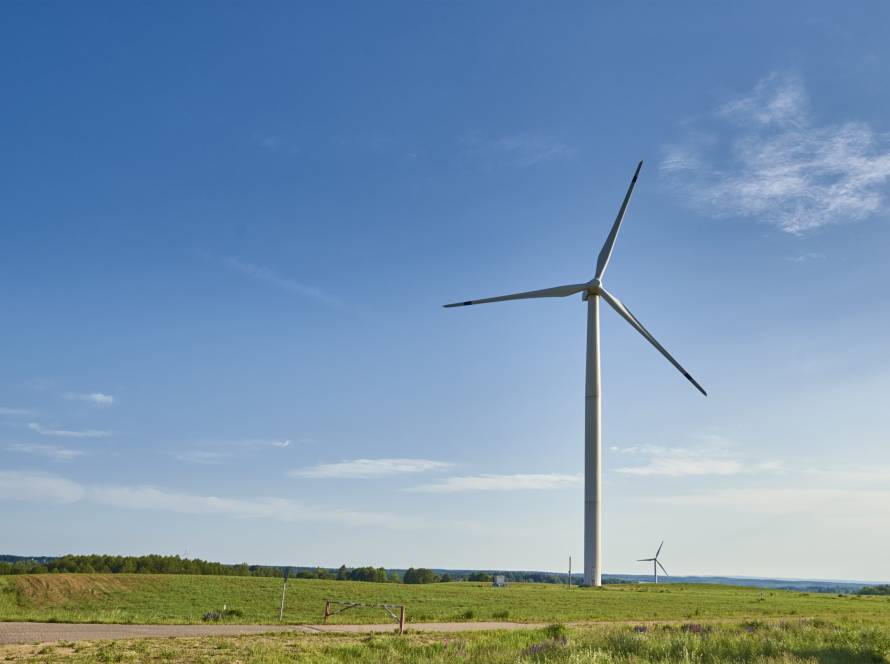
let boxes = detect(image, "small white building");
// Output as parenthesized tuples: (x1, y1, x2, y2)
(492, 575, 506, 588)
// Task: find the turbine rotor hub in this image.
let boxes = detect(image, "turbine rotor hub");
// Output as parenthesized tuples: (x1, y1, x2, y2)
(583, 279, 602, 298)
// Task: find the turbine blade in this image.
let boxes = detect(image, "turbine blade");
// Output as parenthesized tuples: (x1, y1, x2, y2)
(637, 558, 655, 562)
(599, 288, 707, 396)
(443, 283, 587, 308)
(595, 161, 643, 280)
(657, 561, 668, 576)
(656, 541, 664, 558)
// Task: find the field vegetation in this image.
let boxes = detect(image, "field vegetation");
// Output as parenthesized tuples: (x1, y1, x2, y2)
(2, 574, 890, 626)
(2, 621, 889, 663)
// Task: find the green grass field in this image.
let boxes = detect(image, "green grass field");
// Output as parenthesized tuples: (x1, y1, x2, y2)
(2, 574, 890, 625)
(4, 621, 890, 663)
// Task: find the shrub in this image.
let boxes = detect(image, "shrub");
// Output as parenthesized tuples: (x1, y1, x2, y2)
(543, 623, 568, 640)
(403, 568, 439, 584)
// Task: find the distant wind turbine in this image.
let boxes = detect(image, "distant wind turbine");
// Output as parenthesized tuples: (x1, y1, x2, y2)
(444, 161, 706, 587)
(638, 541, 669, 584)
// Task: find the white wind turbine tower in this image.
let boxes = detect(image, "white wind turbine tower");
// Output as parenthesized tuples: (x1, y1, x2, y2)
(638, 541, 669, 584)
(444, 161, 706, 587)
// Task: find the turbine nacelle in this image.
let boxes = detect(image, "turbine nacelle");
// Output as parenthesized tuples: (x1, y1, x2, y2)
(581, 279, 602, 300)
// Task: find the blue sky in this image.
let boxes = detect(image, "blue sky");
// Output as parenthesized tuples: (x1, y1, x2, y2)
(2, 2, 890, 581)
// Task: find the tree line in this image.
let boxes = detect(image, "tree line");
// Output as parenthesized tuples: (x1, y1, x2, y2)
(290, 566, 488, 584)
(0, 555, 505, 584)
(0, 555, 280, 577)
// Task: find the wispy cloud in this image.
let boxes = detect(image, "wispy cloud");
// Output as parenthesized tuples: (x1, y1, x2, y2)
(290, 458, 452, 479)
(463, 132, 576, 167)
(173, 439, 293, 464)
(224, 258, 339, 306)
(616, 457, 776, 477)
(64, 392, 114, 407)
(662, 71, 890, 233)
(0, 471, 86, 503)
(7, 443, 85, 462)
(406, 473, 581, 493)
(642, 461, 890, 528)
(0, 407, 35, 417)
(92, 486, 414, 529)
(646, 488, 890, 520)
(717, 73, 808, 127)
(174, 450, 226, 465)
(0, 471, 412, 529)
(28, 422, 112, 439)
(610, 441, 781, 477)
(238, 438, 291, 449)
(800, 466, 890, 485)
(785, 252, 826, 263)
(255, 134, 294, 153)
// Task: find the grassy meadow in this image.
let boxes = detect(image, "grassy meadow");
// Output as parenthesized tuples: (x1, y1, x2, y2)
(3, 621, 890, 663)
(2, 574, 890, 625)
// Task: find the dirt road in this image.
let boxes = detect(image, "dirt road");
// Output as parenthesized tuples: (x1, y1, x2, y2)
(0, 621, 544, 645)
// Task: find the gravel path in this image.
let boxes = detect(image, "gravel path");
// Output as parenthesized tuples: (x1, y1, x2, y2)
(0, 621, 544, 645)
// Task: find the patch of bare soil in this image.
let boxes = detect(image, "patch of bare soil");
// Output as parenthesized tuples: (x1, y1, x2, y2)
(14, 575, 139, 607)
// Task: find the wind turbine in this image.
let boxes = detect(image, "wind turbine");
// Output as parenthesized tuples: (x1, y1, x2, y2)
(638, 541, 668, 584)
(444, 161, 706, 587)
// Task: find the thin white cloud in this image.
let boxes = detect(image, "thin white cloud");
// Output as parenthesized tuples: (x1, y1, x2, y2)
(801, 466, 890, 485)
(174, 450, 226, 465)
(173, 439, 293, 464)
(0, 407, 36, 417)
(0, 471, 86, 504)
(610, 444, 681, 456)
(257, 135, 287, 151)
(7, 443, 85, 462)
(646, 488, 890, 520)
(662, 71, 890, 233)
(406, 473, 581, 493)
(291, 458, 453, 479)
(463, 132, 576, 167)
(224, 258, 339, 306)
(28, 422, 111, 439)
(64, 392, 114, 407)
(0, 471, 412, 529)
(611, 441, 781, 477)
(786, 252, 826, 263)
(617, 458, 775, 477)
(89, 485, 411, 529)
(226, 438, 291, 450)
(717, 73, 809, 127)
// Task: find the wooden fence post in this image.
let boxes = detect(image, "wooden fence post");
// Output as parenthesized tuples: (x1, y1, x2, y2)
(323, 600, 330, 624)
(398, 606, 405, 635)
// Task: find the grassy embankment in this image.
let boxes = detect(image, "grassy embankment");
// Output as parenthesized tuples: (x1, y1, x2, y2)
(3, 621, 890, 663)
(2, 574, 890, 625)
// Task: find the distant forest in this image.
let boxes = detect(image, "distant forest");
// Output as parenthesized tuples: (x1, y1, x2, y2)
(0, 554, 570, 584)
(0, 555, 281, 578)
